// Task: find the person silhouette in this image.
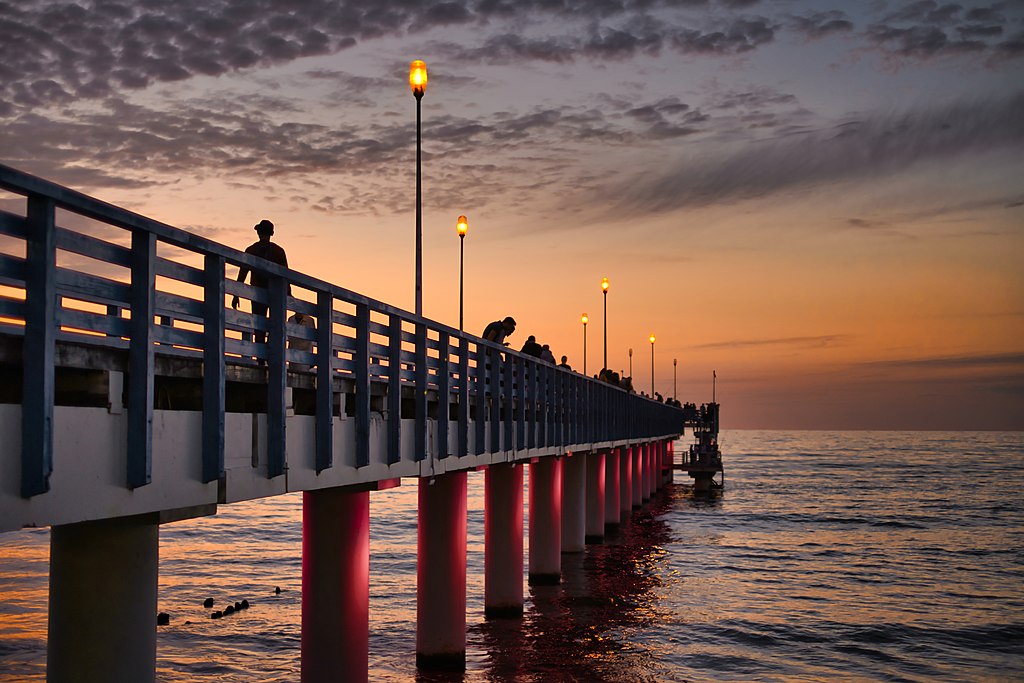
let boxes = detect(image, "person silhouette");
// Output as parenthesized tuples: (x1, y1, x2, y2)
(231, 219, 289, 349)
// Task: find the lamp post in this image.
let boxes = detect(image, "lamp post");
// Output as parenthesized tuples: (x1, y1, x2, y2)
(601, 277, 609, 371)
(409, 60, 428, 316)
(649, 334, 656, 396)
(673, 357, 677, 402)
(581, 313, 588, 375)
(628, 347, 632, 378)
(456, 215, 467, 331)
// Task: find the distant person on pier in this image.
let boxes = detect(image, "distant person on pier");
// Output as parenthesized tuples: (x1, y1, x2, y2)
(482, 316, 516, 346)
(520, 335, 542, 357)
(231, 219, 290, 350)
(540, 344, 556, 364)
(287, 311, 316, 372)
(558, 355, 572, 370)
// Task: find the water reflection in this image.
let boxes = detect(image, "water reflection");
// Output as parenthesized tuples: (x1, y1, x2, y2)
(469, 486, 680, 681)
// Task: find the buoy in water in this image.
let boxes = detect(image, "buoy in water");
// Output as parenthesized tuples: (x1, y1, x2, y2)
(203, 597, 214, 608)
(157, 612, 170, 626)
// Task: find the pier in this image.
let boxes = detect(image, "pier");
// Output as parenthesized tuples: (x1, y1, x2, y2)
(0, 164, 715, 681)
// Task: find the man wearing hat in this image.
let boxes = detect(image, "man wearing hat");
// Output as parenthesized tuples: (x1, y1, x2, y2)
(232, 219, 289, 347)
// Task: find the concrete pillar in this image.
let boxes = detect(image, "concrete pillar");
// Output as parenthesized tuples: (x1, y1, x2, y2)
(619, 445, 632, 521)
(667, 440, 675, 483)
(604, 448, 620, 528)
(417, 472, 467, 670)
(529, 456, 563, 584)
(585, 450, 606, 543)
(485, 462, 523, 618)
(48, 515, 159, 683)
(631, 445, 642, 508)
(643, 446, 651, 499)
(561, 452, 587, 553)
(302, 488, 370, 683)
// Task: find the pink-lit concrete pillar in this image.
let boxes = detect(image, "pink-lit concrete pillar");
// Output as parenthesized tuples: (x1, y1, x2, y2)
(667, 440, 675, 483)
(48, 516, 158, 683)
(417, 472, 468, 670)
(561, 452, 587, 553)
(529, 456, 563, 584)
(619, 444, 632, 521)
(302, 488, 370, 683)
(585, 450, 607, 543)
(631, 445, 643, 508)
(485, 462, 523, 618)
(642, 443, 652, 502)
(604, 448, 621, 528)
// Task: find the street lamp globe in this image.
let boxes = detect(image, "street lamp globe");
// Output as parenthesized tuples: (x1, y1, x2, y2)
(409, 60, 428, 96)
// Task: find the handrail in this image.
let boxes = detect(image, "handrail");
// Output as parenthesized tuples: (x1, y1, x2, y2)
(0, 162, 684, 498)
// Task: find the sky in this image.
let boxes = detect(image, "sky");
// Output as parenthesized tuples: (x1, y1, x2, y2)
(1, 0, 1022, 430)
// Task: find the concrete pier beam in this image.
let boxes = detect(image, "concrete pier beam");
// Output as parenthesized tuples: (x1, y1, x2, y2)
(619, 445, 632, 521)
(48, 515, 159, 683)
(301, 488, 370, 683)
(666, 440, 674, 484)
(561, 452, 587, 553)
(604, 448, 620, 529)
(529, 456, 563, 585)
(585, 450, 606, 544)
(416, 472, 468, 670)
(485, 463, 523, 618)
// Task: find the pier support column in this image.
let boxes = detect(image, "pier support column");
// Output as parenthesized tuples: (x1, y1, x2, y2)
(631, 445, 642, 508)
(561, 452, 587, 553)
(48, 515, 159, 683)
(667, 440, 675, 483)
(529, 456, 563, 584)
(642, 443, 652, 502)
(619, 445, 632, 521)
(302, 488, 370, 683)
(604, 448, 620, 529)
(417, 472, 468, 670)
(485, 463, 523, 618)
(585, 450, 606, 544)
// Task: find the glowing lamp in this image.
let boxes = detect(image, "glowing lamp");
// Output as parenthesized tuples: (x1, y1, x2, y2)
(581, 313, 588, 325)
(601, 277, 609, 292)
(409, 60, 428, 95)
(649, 334, 656, 344)
(456, 215, 468, 237)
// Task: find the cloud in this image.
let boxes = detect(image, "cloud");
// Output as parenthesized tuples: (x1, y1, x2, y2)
(861, 351, 1024, 370)
(788, 10, 855, 39)
(611, 91, 1024, 213)
(690, 335, 851, 350)
(863, 1, 1022, 61)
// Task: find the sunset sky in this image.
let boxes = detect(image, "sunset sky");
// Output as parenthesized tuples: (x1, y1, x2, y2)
(1, 0, 1022, 429)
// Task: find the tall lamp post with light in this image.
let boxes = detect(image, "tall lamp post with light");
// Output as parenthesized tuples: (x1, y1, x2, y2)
(409, 60, 427, 316)
(456, 215, 467, 331)
(673, 357, 678, 402)
(649, 334, 656, 396)
(628, 347, 633, 378)
(581, 313, 588, 375)
(601, 277, 609, 371)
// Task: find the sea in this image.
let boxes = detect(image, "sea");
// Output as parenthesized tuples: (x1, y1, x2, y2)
(1, 430, 1022, 682)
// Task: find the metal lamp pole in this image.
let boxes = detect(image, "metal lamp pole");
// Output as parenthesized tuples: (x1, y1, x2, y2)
(457, 215, 467, 331)
(409, 60, 427, 316)
(649, 334, 656, 396)
(601, 277, 609, 371)
(581, 313, 588, 375)
(673, 357, 677, 401)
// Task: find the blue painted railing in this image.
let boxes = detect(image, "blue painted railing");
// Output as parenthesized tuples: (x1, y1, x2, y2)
(0, 163, 684, 498)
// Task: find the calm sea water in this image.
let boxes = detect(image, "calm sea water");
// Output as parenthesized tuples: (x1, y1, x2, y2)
(1, 431, 1022, 681)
